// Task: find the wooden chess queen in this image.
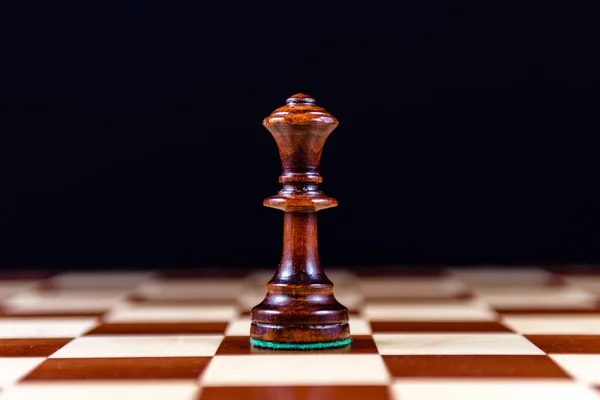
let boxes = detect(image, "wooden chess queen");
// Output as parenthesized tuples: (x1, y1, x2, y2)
(250, 94, 351, 349)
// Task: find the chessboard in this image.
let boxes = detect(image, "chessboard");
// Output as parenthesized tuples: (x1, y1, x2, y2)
(1, 266, 600, 400)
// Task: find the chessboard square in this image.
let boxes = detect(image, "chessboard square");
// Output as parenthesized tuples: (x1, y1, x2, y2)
(358, 277, 466, 299)
(349, 316, 373, 334)
(0, 358, 45, 387)
(502, 316, 600, 334)
(0, 318, 98, 338)
(215, 335, 254, 355)
(216, 335, 377, 355)
(390, 380, 600, 400)
(135, 279, 243, 301)
(201, 355, 389, 386)
(363, 303, 496, 321)
(50, 335, 223, 358)
(3, 289, 128, 313)
(237, 292, 266, 311)
(86, 322, 228, 335)
(551, 355, 600, 384)
(373, 333, 544, 355)
(0, 382, 200, 400)
(474, 287, 597, 309)
(496, 308, 600, 315)
(383, 355, 569, 378)
(564, 276, 600, 294)
(0, 338, 72, 357)
(450, 267, 555, 284)
(330, 290, 364, 309)
(198, 385, 391, 400)
(47, 271, 155, 289)
(23, 357, 211, 380)
(224, 316, 250, 336)
(0, 281, 39, 299)
(371, 321, 513, 333)
(104, 304, 238, 322)
(526, 335, 600, 354)
(323, 269, 359, 284)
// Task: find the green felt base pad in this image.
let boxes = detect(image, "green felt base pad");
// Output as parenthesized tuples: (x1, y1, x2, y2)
(250, 337, 352, 350)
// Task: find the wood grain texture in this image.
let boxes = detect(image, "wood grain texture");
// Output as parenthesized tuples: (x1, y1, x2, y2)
(250, 94, 350, 344)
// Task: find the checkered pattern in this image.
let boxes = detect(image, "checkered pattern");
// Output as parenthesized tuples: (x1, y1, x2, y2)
(1, 267, 600, 399)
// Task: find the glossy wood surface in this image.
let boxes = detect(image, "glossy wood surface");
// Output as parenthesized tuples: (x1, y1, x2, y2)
(250, 94, 350, 344)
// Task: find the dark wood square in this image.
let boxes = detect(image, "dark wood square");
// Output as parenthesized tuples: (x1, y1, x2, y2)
(526, 335, 600, 354)
(86, 322, 228, 335)
(383, 355, 570, 378)
(371, 321, 513, 333)
(198, 386, 391, 400)
(23, 357, 211, 380)
(0, 338, 72, 357)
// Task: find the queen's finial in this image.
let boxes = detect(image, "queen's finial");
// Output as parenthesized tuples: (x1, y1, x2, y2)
(286, 93, 316, 105)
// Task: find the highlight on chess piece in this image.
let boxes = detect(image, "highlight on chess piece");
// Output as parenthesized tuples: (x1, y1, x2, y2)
(250, 93, 351, 349)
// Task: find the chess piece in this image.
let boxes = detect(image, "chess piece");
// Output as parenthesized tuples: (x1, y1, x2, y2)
(250, 94, 350, 349)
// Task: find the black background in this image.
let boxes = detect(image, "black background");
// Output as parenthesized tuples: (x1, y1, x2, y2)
(1, 1, 598, 269)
